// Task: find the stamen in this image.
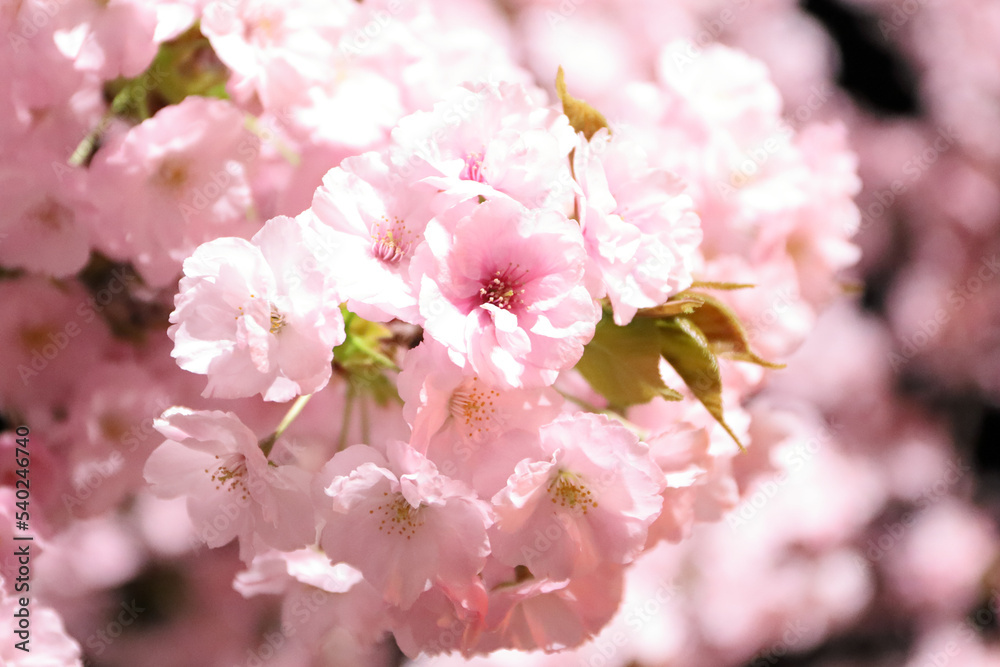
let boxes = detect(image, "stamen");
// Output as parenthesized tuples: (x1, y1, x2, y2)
(547, 471, 598, 514)
(370, 215, 411, 264)
(206, 454, 249, 500)
(269, 305, 286, 334)
(479, 265, 528, 311)
(371, 492, 424, 539)
(449, 377, 501, 441)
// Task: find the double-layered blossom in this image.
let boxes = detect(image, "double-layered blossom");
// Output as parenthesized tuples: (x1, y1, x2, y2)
(0, 145, 94, 277)
(201, 0, 354, 110)
(474, 559, 626, 654)
(574, 128, 703, 324)
(412, 197, 600, 389)
(317, 440, 492, 610)
(85, 96, 257, 286)
(0, 0, 889, 661)
(309, 151, 437, 323)
(169, 214, 345, 402)
(144, 408, 315, 562)
(489, 413, 666, 580)
(397, 339, 561, 496)
(51, 0, 160, 79)
(391, 80, 578, 214)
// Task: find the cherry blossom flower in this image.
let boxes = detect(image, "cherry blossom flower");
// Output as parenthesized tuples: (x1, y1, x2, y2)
(391, 81, 578, 214)
(412, 197, 600, 389)
(473, 558, 626, 654)
(309, 150, 437, 323)
(55, 362, 174, 518)
(397, 338, 561, 495)
(489, 413, 666, 580)
(0, 0, 923, 661)
(573, 129, 702, 324)
(317, 440, 492, 610)
(0, 146, 94, 277)
(52, 0, 160, 79)
(144, 407, 315, 562)
(169, 214, 345, 402)
(388, 578, 490, 658)
(0, 277, 117, 419)
(85, 96, 256, 287)
(201, 0, 354, 111)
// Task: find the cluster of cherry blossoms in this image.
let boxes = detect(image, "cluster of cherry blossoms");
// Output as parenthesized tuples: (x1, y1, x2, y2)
(146, 70, 735, 654)
(22, 0, 1000, 665)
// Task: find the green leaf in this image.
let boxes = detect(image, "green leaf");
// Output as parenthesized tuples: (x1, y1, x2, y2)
(556, 67, 610, 140)
(676, 292, 784, 369)
(688, 281, 755, 291)
(576, 313, 683, 410)
(658, 318, 744, 451)
(152, 23, 230, 106)
(634, 297, 704, 318)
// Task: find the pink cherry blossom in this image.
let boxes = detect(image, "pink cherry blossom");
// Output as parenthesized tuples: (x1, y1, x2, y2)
(778, 122, 862, 308)
(317, 440, 492, 610)
(489, 413, 666, 580)
(84, 96, 256, 287)
(54, 362, 174, 518)
(388, 578, 489, 658)
(235, 548, 396, 662)
(2, 0, 92, 111)
(473, 558, 626, 654)
(398, 338, 561, 495)
(391, 81, 578, 214)
(0, 145, 94, 277)
(52, 0, 160, 79)
(144, 407, 315, 562)
(0, 276, 117, 420)
(201, 0, 353, 111)
(412, 197, 600, 389)
(574, 128, 703, 324)
(169, 214, 345, 402)
(309, 150, 437, 323)
(0, 0, 951, 661)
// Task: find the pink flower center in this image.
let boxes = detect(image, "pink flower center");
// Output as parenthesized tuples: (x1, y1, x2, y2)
(449, 377, 502, 442)
(370, 216, 411, 264)
(243, 8, 283, 47)
(207, 454, 249, 500)
(29, 197, 73, 231)
(153, 156, 191, 193)
(98, 412, 130, 443)
(460, 152, 487, 183)
(19, 324, 57, 353)
(373, 493, 424, 540)
(479, 265, 528, 311)
(548, 471, 598, 514)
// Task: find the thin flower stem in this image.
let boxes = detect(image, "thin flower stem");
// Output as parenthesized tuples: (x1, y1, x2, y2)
(259, 393, 313, 458)
(350, 335, 400, 371)
(337, 385, 356, 452)
(359, 392, 371, 445)
(275, 393, 313, 439)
